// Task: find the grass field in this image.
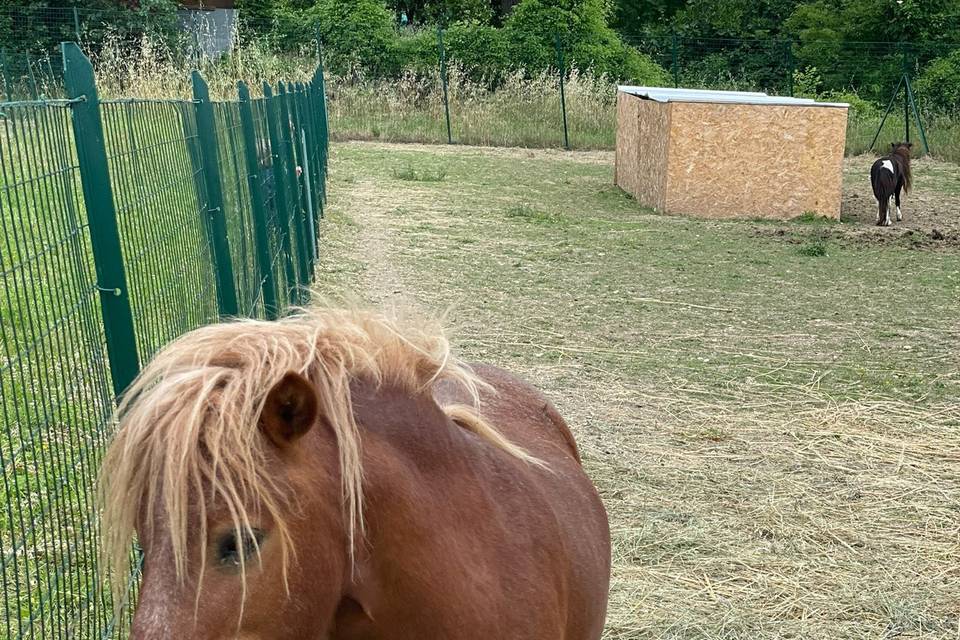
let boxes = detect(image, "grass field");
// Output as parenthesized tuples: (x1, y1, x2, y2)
(315, 141, 960, 638)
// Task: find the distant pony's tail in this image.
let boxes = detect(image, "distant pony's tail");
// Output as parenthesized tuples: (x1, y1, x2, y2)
(902, 158, 912, 194)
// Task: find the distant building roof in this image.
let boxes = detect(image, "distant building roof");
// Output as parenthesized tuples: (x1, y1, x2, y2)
(178, 0, 235, 9)
(618, 86, 849, 108)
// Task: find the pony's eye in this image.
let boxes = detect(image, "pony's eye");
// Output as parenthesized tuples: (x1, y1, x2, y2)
(216, 528, 265, 568)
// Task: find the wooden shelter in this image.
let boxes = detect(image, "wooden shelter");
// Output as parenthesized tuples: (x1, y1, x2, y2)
(615, 87, 849, 220)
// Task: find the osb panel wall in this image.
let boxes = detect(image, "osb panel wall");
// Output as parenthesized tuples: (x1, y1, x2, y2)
(615, 93, 669, 211)
(664, 103, 847, 220)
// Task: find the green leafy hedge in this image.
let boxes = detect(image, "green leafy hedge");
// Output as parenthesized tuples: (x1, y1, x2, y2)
(245, 0, 670, 85)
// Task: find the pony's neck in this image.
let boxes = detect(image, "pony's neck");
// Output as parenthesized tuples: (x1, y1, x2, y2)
(348, 378, 468, 464)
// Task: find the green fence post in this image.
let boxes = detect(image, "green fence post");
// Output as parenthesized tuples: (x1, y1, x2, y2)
(313, 64, 329, 205)
(263, 82, 298, 306)
(555, 34, 570, 151)
(237, 82, 280, 319)
(73, 7, 81, 42)
(869, 75, 904, 151)
(278, 81, 310, 290)
(904, 74, 930, 154)
(313, 37, 329, 205)
(671, 31, 680, 88)
(290, 83, 315, 267)
(437, 26, 453, 144)
(191, 70, 239, 318)
(61, 43, 140, 397)
(304, 75, 323, 220)
(901, 44, 910, 144)
(294, 84, 318, 265)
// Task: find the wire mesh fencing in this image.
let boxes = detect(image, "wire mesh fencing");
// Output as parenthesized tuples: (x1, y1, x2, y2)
(0, 41, 329, 639)
(321, 29, 960, 159)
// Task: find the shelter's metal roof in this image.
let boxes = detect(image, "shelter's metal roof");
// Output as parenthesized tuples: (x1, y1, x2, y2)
(617, 86, 849, 108)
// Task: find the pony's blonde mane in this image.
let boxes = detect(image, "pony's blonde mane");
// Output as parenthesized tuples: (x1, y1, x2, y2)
(98, 306, 537, 605)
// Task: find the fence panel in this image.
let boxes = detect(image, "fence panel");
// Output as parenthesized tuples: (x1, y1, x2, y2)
(252, 94, 296, 312)
(263, 83, 299, 307)
(238, 82, 279, 320)
(100, 98, 220, 361)
(0, 98, 120, 639)
(214, 101, 262, 318)
(277, 83, 309, 298)
(1, 41, 330, 638)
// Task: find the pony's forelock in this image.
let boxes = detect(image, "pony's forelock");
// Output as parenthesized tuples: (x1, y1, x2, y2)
(98, 305, 523, 609)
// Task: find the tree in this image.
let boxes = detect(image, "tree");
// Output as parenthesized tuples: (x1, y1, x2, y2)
(609, 0, 686, 37)
(385, 0, 493, 25)
(307, 0, 399, 75)
(504, 0, 669, 82)
(916, 50, 960, 112)
(671, 0, 800, 38)
(0, 0, 179, 55)
(235, 0, 278, 34)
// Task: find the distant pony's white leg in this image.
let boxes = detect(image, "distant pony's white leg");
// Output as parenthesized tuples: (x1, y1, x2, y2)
(896, 205, 902, 221)
(880, 197, 892, 226)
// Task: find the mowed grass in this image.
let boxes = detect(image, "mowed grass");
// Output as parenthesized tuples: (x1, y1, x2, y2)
(315, 141, 960, 639)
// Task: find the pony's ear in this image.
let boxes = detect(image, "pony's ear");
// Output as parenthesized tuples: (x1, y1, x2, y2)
(259, 372, 318, 449)
(890, 142, 896, 149)
(906, 142, 913, 148)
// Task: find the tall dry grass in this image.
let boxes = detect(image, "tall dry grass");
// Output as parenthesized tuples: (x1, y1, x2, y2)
(327, 66, 616, 149)
(91, 34, 316, 100)
(81, 34, 960, 160)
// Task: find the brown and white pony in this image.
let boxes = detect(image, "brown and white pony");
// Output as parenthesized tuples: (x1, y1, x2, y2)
(870, 142, 913, 226)
(99, 307, 611, 639)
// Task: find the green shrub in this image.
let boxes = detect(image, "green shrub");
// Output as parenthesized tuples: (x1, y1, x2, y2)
(504, 0, 669, 83)
(794, 67, 879, 119)
(395, 22, 510, 83)
(0, 0, 180, 54)
(394, 29, 438, 73)
(797, 241, 828, 257)
(916, 51, 960, 113)
(821, 90, 879, 119)
(307, 0, 400, 76)
(397, 0, 493, 25)
(443, 22, 511, 81)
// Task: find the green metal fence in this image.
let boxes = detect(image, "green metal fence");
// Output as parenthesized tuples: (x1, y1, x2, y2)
(0, 41, 329, 638)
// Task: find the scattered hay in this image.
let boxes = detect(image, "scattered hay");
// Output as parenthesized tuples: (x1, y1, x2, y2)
(317, 141, 960, 639)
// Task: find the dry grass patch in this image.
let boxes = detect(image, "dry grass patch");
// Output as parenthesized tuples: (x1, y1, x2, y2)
(316, 142, 960, 639)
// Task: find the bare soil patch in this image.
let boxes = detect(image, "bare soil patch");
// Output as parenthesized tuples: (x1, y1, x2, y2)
(839, 154, 960, 245)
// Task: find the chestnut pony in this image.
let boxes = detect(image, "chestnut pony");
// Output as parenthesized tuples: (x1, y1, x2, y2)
(100, 307, 611, 639)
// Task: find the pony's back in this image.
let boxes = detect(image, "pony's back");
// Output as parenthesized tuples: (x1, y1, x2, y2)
(870, 158, 896, 199)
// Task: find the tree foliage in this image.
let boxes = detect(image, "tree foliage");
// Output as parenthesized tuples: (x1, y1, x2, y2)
(0, 0, 180, 54)
(503, 0, 669, 81)
(384, 0, 493, 25)
(308, 0, 399, 75)
(4, 0, 960, 111)
(605, 0, 960, 109)
(916, 50, 960, 113)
